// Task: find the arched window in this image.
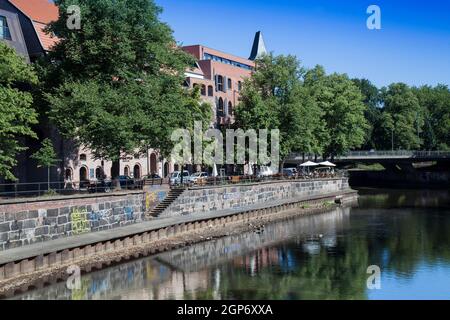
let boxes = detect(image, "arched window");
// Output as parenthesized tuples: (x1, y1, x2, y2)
(208, 85, 213, 96)
(217, 75, 223, 91)
(163, 162, 169, 178)
(218, 98, 224, 117)
(201, 85, 206, 96)
(65, 168, 73, 180)
(95, 167, 104, 180)
(228, 78, 232, 90)
(150, 153, 157, 174)
(124, 166, 130, 177)
(134, 164, 141, 179)
(79, 167, 88, 182)
(79, 154, 87, 161)
(228, 102, 233, 115)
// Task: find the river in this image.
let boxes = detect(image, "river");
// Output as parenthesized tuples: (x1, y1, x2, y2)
(12, 189, 450, 300)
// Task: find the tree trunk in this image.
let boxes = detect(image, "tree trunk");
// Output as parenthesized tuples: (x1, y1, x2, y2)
(111, 157, 121, 190)
(47, 166, 50, 191)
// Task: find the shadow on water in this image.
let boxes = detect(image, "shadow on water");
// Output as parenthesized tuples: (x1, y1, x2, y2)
(11, 189, 450, 300)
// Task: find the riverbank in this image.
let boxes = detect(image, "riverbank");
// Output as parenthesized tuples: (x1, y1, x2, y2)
(0, 190, 358, 298)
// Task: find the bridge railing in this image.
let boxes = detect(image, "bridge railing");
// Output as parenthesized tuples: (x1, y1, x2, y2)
(338, 150, 450, 159)
(287, 150, 450, 161)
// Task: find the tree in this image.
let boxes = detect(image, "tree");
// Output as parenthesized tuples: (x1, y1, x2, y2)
(305, 66, 368, 158)
(234, 54, 326, 169)
(412, 85, 450, 150)
(44, 0, 210, 185)
(31, 138, 59, 190)
(0, 42, 38, 180)
(380, 83, 424, 150)
(351, 78, 382, 149)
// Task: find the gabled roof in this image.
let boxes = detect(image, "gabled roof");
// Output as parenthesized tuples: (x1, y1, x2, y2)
(8, 0, 58, 24)
(8, 0, 59, 51)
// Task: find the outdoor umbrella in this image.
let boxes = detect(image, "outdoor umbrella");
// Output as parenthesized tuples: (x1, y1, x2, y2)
(299, 161, 318, 175)
(248, 163, 254, 176)
(299, 161, 319, 167)
(212, 163, 218, 177)
(318, 161, 336, 167)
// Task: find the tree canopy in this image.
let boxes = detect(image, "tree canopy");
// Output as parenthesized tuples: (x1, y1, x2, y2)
(235, 56, 368, 163)
(234, 54, 326, 164)
(44, 0, 211, 177)
(0, 42, 38, 180)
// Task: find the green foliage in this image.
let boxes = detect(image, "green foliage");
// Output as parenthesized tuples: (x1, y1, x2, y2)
(44, 0, 210, 173)
(380, 83, 424, 150)
(412, 85, 450, 150)
(235, 54, 326, 163)
(304, 66, 368, 157)
(31, 138, 59, 168)
(351, 78, 382, 149)
(0, 42, 38, 180)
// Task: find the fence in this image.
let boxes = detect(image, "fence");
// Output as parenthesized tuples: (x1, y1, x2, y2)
(0, 178, 161, 200)
(171, 170, 347, 189)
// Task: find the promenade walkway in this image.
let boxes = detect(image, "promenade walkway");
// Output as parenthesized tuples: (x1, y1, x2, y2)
(0, 189, 356, 265)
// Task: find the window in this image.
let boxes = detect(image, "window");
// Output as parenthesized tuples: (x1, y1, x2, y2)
(228, 78, 232, 90)
(238, 81, 242, 92)
(228, 102, 233, 115)
(79, 154, 87, 161)
(201, 85, 206, 96)
(208, 85, 213, 96)
(203, 53, 253, 71)
(0, 16, 11, 40)
(217, 75, 224, 92)
(218, 98, 224, 117)
(217, 76, 224, 91)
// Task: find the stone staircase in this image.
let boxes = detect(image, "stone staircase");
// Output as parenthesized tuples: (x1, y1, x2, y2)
(149, 188, 185, 217)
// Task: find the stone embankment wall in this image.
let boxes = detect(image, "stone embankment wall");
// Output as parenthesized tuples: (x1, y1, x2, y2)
(161, 178, 350, 217)
(0, 192, 147, 251)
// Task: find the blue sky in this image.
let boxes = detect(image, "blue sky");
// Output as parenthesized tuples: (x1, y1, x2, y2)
(155, 0, 450, 88)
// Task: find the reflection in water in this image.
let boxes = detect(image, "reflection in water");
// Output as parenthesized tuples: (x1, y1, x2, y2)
(13, 189, 450, 300)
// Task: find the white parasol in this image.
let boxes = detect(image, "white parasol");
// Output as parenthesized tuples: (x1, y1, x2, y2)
(318, 161, 336, 167)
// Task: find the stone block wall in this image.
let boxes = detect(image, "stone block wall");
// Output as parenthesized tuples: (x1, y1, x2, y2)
(0, 192, 146, 251)
(161, 178, 350, 217)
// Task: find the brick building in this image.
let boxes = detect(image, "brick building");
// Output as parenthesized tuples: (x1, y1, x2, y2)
(0, 0, 268, 184)
(182, 31, 267, 128)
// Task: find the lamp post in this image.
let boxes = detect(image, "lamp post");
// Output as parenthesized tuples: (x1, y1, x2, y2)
(391, 127, 394, 151)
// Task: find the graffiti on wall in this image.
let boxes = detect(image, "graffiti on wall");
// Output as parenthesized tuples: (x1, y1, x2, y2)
(71, 208, 91, 235)
(124, 206, 134, 221)
(145, 191, 167, 211)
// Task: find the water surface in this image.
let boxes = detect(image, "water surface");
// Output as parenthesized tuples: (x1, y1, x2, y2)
(13, 189, 450, 300)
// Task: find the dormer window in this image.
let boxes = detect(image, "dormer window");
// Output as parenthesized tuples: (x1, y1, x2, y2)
(0, 16, 12, 40)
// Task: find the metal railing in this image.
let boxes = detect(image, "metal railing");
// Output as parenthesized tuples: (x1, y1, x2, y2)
(0, 178, 155, 200)
(170, 171, 347, 189)
(337, 150, 450, 159)
(288, 150, 450, 161)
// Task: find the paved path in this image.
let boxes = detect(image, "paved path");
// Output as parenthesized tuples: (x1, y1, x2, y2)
(0, 190, 356, 265)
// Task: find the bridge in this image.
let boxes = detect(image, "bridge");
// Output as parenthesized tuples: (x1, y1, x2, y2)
(285, 150, 450, 170)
